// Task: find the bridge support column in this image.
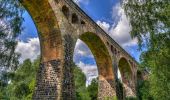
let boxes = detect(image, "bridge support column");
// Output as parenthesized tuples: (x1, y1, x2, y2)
(33, 59, 63, 100)
(33, 34, 76, 100)
(98, 76, 117, 100)
(123, 83, 136, 98)
(61, 34, 76, 100)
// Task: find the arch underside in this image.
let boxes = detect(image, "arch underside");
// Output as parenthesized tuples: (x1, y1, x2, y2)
(21, 0, 63, 62)
(80, 32, 116, 99)
(80, 32, 113, 80)
(21, 0, 64, 99)
(118, 57, 135, 97)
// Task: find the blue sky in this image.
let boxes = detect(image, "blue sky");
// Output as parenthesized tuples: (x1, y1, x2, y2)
(78, 0, 118, 22)
(16, 0, 141, 84)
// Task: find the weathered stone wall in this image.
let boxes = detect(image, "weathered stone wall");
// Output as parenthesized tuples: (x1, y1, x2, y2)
(62, 34, 76, 100)
(33, 60, 62, 100)
(123, 84, 136, 97)
(98, 78, 117, 100)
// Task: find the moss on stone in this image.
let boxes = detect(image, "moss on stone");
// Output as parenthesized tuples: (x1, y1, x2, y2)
(104, 96, 117, 100)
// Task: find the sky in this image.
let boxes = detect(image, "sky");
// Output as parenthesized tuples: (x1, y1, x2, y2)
(16, 0, 142, 85)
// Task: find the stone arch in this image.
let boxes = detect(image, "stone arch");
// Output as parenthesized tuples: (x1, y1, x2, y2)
(20, 0, 64, 99)
(62, 5, 69, 19)
(118, 57, 135, 97)
(79, 32, 116, 99)
(72, 13, 79, 24)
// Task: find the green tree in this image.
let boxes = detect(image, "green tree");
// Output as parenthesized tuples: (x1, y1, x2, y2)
(0, 57, 97, 99)
(123, 0, 170, 99)
(87, 78, 98, 100)
(0, 0, 23, 70)
(116, 79, 124, 100)
(73, 64, 91, 100)
(0, 57, 39, 99)
(123, 0, 170, 48)
(0, 1, 23, 98)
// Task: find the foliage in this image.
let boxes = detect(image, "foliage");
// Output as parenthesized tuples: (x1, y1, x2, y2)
(0, 0, 24, 70)
(74, 64, 99, 100)
(123, 0, 170, 48)
(125, 97, 137, 100)
(139, 47, 170, 100)
(87, 78, 98, 100)
(137, 80, 153, 100)
(73, 64, 91, 100)
(123, 0, 170, 99)
(0, 57, 39, 99)
(0, 57, 99, 99)
(116, 79, 124, 100)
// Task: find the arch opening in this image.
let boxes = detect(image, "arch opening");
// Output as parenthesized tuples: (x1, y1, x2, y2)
(81, 20, 85, 25)
(77, 32, 116, 98)
(118, 57, 134, 97)
(73, 39, 98, 99)
(72, 13, 79, 24)
(118, 58, 132, 86)
(62, 5, 69, 19)
(79, 32, 114, 81)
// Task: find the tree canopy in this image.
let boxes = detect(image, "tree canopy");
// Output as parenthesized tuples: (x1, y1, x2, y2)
(123, 0, 170, 48)
(0, 0, 24, 70)
(123, 0, 170, 99)
(0, 57, 39, 99)
(73, 64, 91, 100)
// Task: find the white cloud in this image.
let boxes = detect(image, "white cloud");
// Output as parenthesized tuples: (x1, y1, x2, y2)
(15, 37, 40, 63)
(112, 3, 121, 22)
(97, 21, 110, 33)
(76, 61, 98, 86)
(77, 61, 98, 76)
(74, 40, 98, 85)
(97, 4, 138, 48)
(110, 4, 138, 47)
(73, 39, 94, 62)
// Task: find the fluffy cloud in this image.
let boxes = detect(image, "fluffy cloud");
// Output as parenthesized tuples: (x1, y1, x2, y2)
(97, 4, 138, 48)
(76, 61, 98, 86)
(15, 38, 40, 63)
(77, 61, 98, 76)
(73, 39, 98, 85)
(74, 39, 89, 56)
(97, 21, 110, 33)
(74, 39, 93, 58)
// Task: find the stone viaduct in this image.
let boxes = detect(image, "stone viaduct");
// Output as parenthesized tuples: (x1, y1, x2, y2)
(20, 0, 138, 99)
